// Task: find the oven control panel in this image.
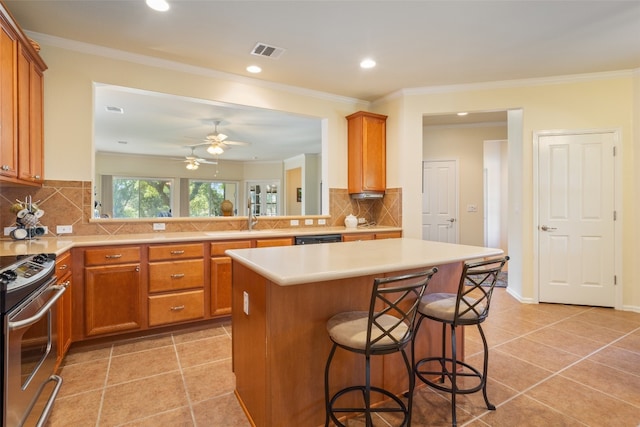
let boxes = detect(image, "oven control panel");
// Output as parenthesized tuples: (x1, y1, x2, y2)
(0, 253, 55, 290)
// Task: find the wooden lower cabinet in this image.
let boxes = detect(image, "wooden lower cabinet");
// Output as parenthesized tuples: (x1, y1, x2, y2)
(211, 240, 252, 317)
(342, 231, 402, 242)
(255, 237, 293, 248)
(56, 251, 72, 369)
(84, 263, 142, 337)
(148, 289, 204, 326)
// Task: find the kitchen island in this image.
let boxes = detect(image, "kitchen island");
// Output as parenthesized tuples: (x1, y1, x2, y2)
(227, 238, 503, 427)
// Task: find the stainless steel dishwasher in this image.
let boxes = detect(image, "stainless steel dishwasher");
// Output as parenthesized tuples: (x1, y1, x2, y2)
(294, 234, 343, 245)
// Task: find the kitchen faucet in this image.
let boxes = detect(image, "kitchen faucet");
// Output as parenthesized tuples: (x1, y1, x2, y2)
(247, 197, 258, 231)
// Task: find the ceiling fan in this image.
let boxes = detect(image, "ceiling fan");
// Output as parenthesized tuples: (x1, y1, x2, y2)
(200, 120, 250, 155)
(178, 146, 218, 170)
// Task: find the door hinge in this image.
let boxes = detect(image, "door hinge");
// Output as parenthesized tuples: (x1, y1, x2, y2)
(614, 275, 617, 285)
(613, 211, 617, 221)
(613, 146, 617, 156)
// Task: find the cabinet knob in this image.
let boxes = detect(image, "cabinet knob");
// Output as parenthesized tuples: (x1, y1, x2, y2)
(33, 175, 41, 179)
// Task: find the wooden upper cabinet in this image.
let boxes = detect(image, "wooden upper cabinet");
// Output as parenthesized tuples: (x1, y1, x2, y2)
(346, 111, 387, 195)
(0, 17, 17, 179)
(17, 44, 44, 183)
(0, 4, 46, 186)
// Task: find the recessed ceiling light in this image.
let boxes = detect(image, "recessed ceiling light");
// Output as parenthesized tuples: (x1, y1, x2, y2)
(246, 65, 262, 74)
(146, 0, 170, 12)
(457, 112, 469, 116)
(360, 58, 376, 69)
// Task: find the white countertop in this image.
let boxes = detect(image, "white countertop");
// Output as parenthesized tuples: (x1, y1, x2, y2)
(226, 238, 504, 286)
(0, 226, 401, 256)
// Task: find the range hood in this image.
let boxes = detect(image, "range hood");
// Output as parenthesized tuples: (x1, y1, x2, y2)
(350, 191, 384, 200)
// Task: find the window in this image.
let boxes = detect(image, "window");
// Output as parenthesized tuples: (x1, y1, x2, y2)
(189, 180, 238, 217)
(112, 177, 173, 218)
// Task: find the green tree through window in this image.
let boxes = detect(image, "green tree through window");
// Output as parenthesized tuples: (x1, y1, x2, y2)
(113, 177, 172, 218)
(189, 180, 237, 216)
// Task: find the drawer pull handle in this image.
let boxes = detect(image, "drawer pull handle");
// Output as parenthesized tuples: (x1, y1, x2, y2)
(58, 264, 68, 271)
(170, 250, 185, 255)
(170, 305, 185, 311)
(105, 254, 122, 259)
(170, 273, 185, 279)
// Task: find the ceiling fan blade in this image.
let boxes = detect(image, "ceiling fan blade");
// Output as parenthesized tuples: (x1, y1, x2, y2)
(221, 140, 249, 146)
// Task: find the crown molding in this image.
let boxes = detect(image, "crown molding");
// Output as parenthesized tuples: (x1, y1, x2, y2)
(27, 31, 370, 108)
(377, 69, 636, 103)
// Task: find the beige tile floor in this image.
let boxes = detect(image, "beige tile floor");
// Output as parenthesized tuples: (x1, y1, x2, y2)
(45, 288, 640, 426)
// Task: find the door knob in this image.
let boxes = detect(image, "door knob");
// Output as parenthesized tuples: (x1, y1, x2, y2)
(447, 218, 455, 223)
(540, 225, 557, 231)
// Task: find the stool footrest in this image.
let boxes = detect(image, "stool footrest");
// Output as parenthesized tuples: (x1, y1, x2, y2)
(327, 385, 409, 427)
(414, 356, 485, 395)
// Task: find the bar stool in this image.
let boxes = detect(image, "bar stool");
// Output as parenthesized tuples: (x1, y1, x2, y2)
(413, 256, 509, 427)
(324, 268, 438, 427)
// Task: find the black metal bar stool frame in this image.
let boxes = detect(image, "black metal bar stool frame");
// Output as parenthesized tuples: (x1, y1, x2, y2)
(412, 256, 509, 427)
(324, 268, 438, 427)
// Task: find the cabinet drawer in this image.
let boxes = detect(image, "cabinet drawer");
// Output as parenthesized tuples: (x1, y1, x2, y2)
(375, 231, 402, 239)
(85, 247, 140, 266)
(148, 290, 204, 327)
(210, 240, 252, 257)
(255, 237, 293, 248)
(56, 251, 71, 278)
(149, 259, 204, 292)
(342, 233, 375, 242)
(148, 243, 203, 261)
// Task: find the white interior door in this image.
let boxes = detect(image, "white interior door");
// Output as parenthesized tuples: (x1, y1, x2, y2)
(537, 132, 615, 307)
(422, 160, 458, 243)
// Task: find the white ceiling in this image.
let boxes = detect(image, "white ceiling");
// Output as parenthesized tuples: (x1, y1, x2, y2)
(5, 1, 640, 162)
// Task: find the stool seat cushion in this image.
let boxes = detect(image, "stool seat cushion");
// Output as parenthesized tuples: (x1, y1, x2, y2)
(418, 292, 486, 322)
(327, 311, 408, 350)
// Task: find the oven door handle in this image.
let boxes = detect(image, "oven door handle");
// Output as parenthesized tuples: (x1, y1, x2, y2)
(8, 284, 67, 330)
(35, 374, 63, 427)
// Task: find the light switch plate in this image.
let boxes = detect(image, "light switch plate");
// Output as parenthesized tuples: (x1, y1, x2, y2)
(56, 225, 73, 234)
(304, 219, 313, 225)
(153, 223, 166, 231)
(290, 219, 299, 226)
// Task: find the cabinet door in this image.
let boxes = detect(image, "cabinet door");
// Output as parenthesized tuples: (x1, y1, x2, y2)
(55, 251, 72, 368)
(375, 231, 402, 239)
(0, 21, 17, 178)
(17, 45, 44, 183)
(211, 257, 232, 316)
(85, 263, 142, 337)
(347, 111, 387, 194)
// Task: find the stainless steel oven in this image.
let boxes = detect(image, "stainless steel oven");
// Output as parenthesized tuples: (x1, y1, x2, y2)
(1, 253, 65, 427)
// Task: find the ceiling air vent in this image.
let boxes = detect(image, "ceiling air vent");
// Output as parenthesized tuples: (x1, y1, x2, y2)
(251, 43, 285, 59)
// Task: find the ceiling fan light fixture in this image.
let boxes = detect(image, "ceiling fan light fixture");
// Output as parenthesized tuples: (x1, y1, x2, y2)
(207, 144, 224, 155)
(186, 160, 199, 170)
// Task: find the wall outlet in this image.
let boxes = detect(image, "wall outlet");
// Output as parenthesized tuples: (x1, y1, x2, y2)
(4, 226, 17, 236)
(358, 217, 366, 224)
(153, 222, 166, 231)
(304, 219, 313, 225)
(56, 225, 73, 234)
(317, 219, 326, 225)
(290, 219, 299, 226)
(243, 291, 249, 315)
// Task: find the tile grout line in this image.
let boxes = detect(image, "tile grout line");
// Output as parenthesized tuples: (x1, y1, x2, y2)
(464, 323, 640, 426)
(94, 344, 114, 427)
(171, 333, 198, 427)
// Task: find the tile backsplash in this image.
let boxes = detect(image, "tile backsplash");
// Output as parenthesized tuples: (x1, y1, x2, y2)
(0, 181, 401, 236)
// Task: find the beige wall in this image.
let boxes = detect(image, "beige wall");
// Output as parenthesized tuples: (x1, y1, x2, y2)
(423, 125, 508, 247)
(378, 73, 637, 309)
